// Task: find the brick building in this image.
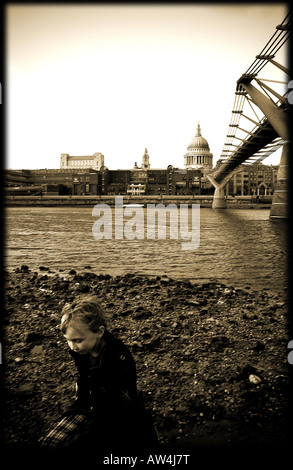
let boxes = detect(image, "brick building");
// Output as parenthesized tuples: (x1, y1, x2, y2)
(5, 132, 278, 197)
(226, 163, 278, 196)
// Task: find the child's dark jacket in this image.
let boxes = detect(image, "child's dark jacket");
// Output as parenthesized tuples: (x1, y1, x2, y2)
(65, 329, 157, 450)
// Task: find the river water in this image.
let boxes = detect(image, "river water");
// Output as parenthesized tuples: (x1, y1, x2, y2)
(5, 206, 288, 292)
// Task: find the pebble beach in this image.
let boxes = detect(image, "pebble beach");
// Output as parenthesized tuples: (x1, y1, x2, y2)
(3, 265, 292, 454)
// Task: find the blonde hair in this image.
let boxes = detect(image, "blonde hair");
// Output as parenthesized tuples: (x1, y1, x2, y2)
(60, 295, 107, 334)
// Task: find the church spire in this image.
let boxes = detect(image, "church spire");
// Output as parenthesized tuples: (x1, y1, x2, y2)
(196, 122, 201, 137)
(142, 148, 150, 169)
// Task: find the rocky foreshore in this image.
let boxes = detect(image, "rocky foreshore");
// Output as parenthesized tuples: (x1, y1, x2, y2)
(3, 266, 292, 451)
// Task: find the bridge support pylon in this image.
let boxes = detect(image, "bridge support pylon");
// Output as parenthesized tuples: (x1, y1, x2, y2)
(270, 143, 289, 220)
(212, 187, 227, 209)
(206, 175, 229, 209)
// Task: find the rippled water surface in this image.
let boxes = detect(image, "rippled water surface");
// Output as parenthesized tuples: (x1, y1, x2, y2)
(5, 206, 288, 292)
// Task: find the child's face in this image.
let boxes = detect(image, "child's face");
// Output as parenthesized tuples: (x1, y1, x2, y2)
(64, 322, 104, 355)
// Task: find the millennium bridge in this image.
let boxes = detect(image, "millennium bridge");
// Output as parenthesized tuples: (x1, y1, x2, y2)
(206, 11, 290, 219)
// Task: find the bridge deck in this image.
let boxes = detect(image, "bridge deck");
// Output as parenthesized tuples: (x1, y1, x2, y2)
(210, 117, 279, 184)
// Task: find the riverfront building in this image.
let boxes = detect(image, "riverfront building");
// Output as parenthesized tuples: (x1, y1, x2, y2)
(5, 162, 277, 198)
(4, 168, 100, 196)
(4, 122, 278, 197)
(60, 152, 104, 170)
(226, 163, 278, 196)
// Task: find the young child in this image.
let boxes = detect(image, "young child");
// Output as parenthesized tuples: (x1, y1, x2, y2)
(40, 294, 158, 453)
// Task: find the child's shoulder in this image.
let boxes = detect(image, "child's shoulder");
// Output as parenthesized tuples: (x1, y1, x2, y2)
(104, 330, 135, 365)
(104, 329, 131, 353)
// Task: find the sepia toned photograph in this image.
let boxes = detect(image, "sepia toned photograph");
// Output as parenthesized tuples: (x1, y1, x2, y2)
(2, 2, 292, 466)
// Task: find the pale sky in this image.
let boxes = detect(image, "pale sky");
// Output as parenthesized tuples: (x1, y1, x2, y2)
(6, 3, 289, 170)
